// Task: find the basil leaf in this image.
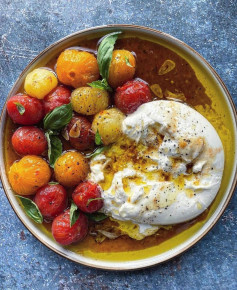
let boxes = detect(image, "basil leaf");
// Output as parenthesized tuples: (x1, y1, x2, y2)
(88, 79, 112, 92)
(86, 197, 104, 206)
(44, 103, 73, 130)
(86, 146, 110, 159)
(88, 212, 108, 222)
(14, 102, 25, 115)
(45, 130, 62, 168)
(125, 56, 133, 67)
(16, 195, 43, 224)
(70, 201, 80, 227)
(95, 130, 103, 145)
(48, 181, 59, 185)
(97, 31, 122, 80)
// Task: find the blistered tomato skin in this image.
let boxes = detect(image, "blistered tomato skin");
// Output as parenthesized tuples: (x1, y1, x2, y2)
(12, 126, 47, 156)
(91, 108, 125, 145)
(43, 85, 71, 114)
(52, 209, 88, 245)
(34, 184, 68, 220)
(56, 50, 99, 88)
(54, 151, 89, 187)
(108, 50, 136, 88)
(114, 80, 153, 114)
(72, 181, 103, 213)
(8, 155, 51, 195)
(6, 95, 44, 125)
(71, 87, 109, 115)
(24, 68, 58, 99)
(66, 115, 94, 151)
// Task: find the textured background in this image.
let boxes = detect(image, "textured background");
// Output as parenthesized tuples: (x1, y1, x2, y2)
(0, 0, 236, 289)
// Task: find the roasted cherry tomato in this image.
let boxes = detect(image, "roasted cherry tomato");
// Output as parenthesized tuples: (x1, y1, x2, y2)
(24, 68, 58, 100)
(56, 50, 99, 88)
(8, 155, 51, 196)
(7, 94, 44, 125)
(52, 209, 88, 245)
(43, 85, 71, 114)
(108, 49, 136, 88)
(65, 115, 94, 151)
(72, 181, 103, 213)
(54, 151, 89, 187)
(34, 184, 68, 220)
(11, 126, 47, 156)
(114, 80, 153, 114)
(71, 87, 109, 116)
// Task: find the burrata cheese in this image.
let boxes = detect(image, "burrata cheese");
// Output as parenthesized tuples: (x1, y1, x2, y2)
(89, 100, 224, 229)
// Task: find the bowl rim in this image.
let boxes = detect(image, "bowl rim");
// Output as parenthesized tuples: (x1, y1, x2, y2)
(0, 24, 237, 271)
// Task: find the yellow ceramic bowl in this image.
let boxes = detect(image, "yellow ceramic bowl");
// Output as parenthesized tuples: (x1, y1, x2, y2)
(0, 25, 236, 270)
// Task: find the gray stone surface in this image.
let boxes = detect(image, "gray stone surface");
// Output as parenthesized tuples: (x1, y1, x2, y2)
(0, 0, 236, 289)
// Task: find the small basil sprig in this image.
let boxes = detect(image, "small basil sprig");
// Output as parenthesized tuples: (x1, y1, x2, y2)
(70, 201, 80, 227)
(124, 56, 133, 67)
(45, 130, 62, 168)
(88, 79, 111, 92)
(43, 104, 72, 167)
(86, 130, 108, 159)
(48, 181, 59, 185)
(86, 146, 110, 159)
(44, 103, 73, 130)
(98, 31, 122, 79)
(14, 102, 25, 115)
(86, 197, 104, 206)
(89, 31, 121, 91)
(16, 195, 43, 224)
(95, 130, 103, 146)
(88, 212, 108, 222)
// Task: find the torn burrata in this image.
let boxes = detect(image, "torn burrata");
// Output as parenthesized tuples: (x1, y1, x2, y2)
(89, 100, 224, 237)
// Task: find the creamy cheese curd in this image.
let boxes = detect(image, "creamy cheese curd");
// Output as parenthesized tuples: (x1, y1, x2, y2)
(89, 100, 224, 236)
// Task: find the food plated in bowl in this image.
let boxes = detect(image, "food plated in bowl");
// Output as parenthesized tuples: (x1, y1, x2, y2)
(0, 25, 236, 270)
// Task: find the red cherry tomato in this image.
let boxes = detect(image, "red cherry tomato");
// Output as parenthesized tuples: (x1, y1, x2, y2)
(52, 209, 88, 245)
(43, 85, 71, 115)
(114, 80, 153, 114)
(34, 184, 68, 220)
(11, 126, 47, 156)
(72, 181, 103, 213)
(66, 115, 94, 151)
(7, 94, 44, 125)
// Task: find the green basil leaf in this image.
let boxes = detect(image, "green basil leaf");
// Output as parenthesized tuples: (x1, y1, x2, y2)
(16, 195, 43, 224)
(124, 56, 133, 67)
(86, 197, 104, 206)
(97, 31, 122, 80)
(86, 146, 110, 159)
(14, 102, 25, 115)
(88, 79, 112, 92)
(44, 103, 73, 130)
(70, 201, 80, 227)
(95, 129, 103, 145)
(45, 130, 62, 168)
(88, 212, 108, 222)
